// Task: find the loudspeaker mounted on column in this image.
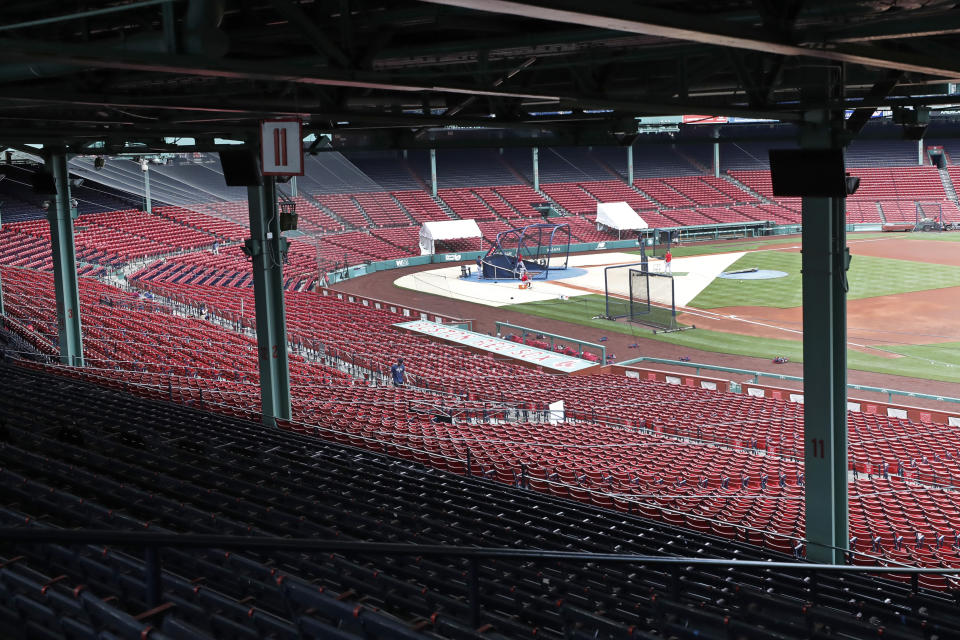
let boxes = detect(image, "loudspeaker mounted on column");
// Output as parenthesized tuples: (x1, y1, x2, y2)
(219, 150, 263, 187)
(769, 149, 848, 198)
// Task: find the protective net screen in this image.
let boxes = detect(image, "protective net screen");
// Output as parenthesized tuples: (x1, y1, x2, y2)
(602, 265, 678, 330)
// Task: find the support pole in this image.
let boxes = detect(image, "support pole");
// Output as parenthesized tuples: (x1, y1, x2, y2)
(145, 547, 162, 608)
(918, 139, 925, 166)
(626, 145, 634, 186)
(712, 126, 721, 178)
(468, 557, 480, 628)
(532, 146, 540, 191)
(800, 119, 849, 565)
(48, 151, 84, 367)
(247, 176, 292, 426)
(142, 161, 152, 213)
(290, 175, 298, 197)
(429, 148, 438, 198)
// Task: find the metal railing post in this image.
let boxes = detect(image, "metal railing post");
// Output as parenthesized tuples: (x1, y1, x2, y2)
(468, 557, 480, 628)
(145, 546, 162, 607)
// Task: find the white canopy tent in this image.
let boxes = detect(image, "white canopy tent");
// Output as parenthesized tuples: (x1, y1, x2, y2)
(596, 201, 648, 238)
(419, 219, 483, 255)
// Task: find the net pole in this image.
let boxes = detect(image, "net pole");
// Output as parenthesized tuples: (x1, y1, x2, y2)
(604, 266, 611, 319)
(670, 276, 677, 330)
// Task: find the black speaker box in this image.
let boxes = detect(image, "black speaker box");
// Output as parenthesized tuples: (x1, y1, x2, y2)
(769, 148, 847, 198)
(219, 150, 263, 187)
(32, 171, 57, 194)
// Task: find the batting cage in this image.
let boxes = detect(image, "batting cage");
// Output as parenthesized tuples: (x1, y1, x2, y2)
(602, 261, 680, 332)
(480, 223, 571, 279)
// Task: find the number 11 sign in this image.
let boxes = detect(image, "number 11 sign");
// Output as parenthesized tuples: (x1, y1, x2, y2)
(260, 119, 304, 176)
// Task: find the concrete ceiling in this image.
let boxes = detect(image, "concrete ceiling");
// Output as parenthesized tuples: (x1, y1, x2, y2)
(1, 0, 960, 152)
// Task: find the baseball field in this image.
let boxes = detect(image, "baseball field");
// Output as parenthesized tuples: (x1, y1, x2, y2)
(501, 232, 960, 383)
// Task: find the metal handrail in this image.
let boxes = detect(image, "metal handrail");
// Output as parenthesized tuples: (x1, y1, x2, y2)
(495, 321, 606, 362)
(4, 526, 955, 626)
(618, 356, 960, 406)
(0, 528, 957, 574)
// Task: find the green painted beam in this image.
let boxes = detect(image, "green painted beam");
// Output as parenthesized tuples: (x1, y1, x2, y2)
(247, 176, 292, 426)
(143, 162, 153, 213)
(712, 127, 720, 178)
(801, 192, 848, 564)
(830, 194, 851, 560)
(47, 151, 84, 367)
(532, 147, 539, 191)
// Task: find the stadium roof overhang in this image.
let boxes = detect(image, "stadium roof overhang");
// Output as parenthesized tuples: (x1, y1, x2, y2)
(2, 0, 960, 153)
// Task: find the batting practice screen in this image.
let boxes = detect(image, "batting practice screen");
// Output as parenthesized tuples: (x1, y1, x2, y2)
(602, 262, 680, 331)
(627, 268, 679, 331)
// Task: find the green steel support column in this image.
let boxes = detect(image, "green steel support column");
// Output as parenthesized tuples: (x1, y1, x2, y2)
(247, 177, 292, 426)
(712, 126, 721, 178)
(626, 145, 633, 186)
(290, 175, 298, 197)
(142, 161, 152, 213)
(429, 148, 438, 197)
(533, 147, 540, 191)
(801, 133, 849, 565)
(830, 195, 850, 555)
(48, 152, 84, 367)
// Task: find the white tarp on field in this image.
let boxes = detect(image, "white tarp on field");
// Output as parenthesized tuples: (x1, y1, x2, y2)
(596, 201, 648, 230)
(419, 219, 482, 255)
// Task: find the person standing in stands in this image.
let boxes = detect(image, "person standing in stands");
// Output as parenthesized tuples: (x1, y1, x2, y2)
(391, 357, 405, 387)
(664, 249, 673, 275)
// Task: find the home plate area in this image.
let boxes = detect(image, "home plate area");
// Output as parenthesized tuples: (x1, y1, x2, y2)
(394, 251, 745, 308)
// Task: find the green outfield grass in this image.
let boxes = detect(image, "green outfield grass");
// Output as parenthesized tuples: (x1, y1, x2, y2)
(630, 236, 803, 258)
(902, 232, 960, 242)
(502, 294, 960, 383)
(846, 232, 960, 242)
(688, 250, 960, 309)
(628, 231, 960, 261)
(878, 342, 960, 368)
